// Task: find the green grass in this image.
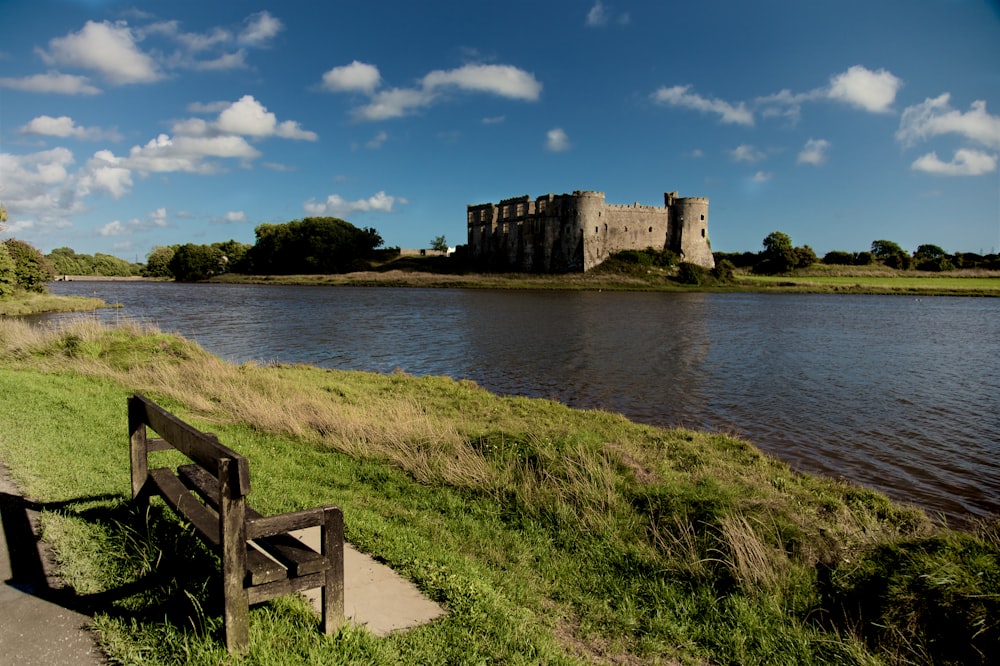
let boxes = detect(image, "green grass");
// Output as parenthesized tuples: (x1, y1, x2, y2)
(741, 273, 1000, 295)
(0, 318, 997, 664)
(0, 291, 108, 315)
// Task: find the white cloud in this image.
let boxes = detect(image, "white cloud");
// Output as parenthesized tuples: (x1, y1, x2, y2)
(326, 62, 542, 121)
(586, 2, 629, 27)
(826, 65, 901, 113)
(546, 128, 571, 152)
(367, 131, 389, 149)
(0, 72, 101, 95)
(39, 20, 161, 84)
(20, 115, 122, 141)
(482, 116, 506, 125)
(99, 220, 128, 236)
(355, 87, 434, 121)
(797, 138, 831, 166)
(910, 149, 997, 176)
(303, 191, 406, 217)
(145, 20, 231, 52)
(149, 208, 168, 226)
(586, 2, 609, 26)
(219, 211, 247, 223)
(897, 94, 1000, 150)
(422, 64, 542, 101)
(186, 50, 248, 72)
(189, 95, 318, 141)
(652, 85, 754, 126)
(751, 171, 773, 183)
(78, 149, 133, 198)
(115, 133, 258, 175)
(239, 11, 284, 46)
(1, 147, 74, 192)
(730, 144, 766, 163)
(321, 61, 381, 93)
(187, 100, 232, 114)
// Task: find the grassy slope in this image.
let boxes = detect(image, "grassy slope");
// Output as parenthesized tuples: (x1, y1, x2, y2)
(0, 319, 997, 664)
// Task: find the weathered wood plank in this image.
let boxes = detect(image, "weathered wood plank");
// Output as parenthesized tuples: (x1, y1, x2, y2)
(246, 571, 326, 606)
(147, 468, 220, 547)
(246, 508, 325, 538)
(177, 464, 222, 508)
(219, 457, 250, 653)
(131, 393, 251, 496)
(322, 506, 345, 634)
(254, 534, 327, 577)
(128, 396, 148, 501)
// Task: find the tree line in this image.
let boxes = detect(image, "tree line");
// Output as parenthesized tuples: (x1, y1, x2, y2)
(3, 211, 999, 297)
(714, 232, 1000, 275)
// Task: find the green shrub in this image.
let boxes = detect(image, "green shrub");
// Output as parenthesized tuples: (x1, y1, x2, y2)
(4, 238, 55, 292)
(0, 243, 16, 298)
(676, 261, 710, 285)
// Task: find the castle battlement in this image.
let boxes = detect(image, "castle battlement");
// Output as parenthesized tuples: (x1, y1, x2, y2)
(466, 189, 713, 273)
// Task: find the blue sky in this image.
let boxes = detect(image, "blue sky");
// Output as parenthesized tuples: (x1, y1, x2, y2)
(1, 0, 998, 261)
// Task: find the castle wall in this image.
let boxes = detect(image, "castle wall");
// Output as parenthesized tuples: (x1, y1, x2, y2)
(467, 189, 713, 273)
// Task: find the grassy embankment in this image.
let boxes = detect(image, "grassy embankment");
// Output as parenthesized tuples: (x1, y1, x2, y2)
(210, 256, 1000, 297)
(0, 318, 997, 665)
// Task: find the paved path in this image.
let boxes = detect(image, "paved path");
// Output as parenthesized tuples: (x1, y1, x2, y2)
(0, 465, 105, 665)
(0, 463, 445, 662)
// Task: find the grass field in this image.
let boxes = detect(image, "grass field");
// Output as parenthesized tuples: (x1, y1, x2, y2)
(0, 318, 997, 664)
(739, 272, 1000, 295)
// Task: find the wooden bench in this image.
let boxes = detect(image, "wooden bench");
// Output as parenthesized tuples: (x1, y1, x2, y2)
(127, 392, 345, 653)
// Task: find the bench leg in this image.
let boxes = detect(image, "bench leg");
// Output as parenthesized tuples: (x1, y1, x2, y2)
(219, 458, 250, 653)
(322, 506, 345, 634)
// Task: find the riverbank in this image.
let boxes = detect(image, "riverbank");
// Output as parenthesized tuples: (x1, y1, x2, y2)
(209, 264, 1000, 296)
(0, 317, 996, 664)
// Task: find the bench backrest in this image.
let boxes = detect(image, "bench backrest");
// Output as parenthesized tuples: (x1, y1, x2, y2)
(128, 392, 250, 498)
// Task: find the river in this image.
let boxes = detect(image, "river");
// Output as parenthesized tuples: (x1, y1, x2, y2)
(35, 280, 1000, 524)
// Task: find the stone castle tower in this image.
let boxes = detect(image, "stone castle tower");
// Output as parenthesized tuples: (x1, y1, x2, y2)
(466, 189, 713, 273)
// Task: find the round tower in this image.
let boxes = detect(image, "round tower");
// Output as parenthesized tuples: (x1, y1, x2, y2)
(573, 191, 607, 271)
(673, 197, 714, 269)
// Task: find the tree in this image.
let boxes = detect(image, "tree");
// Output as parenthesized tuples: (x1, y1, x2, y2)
(823, 250, 855, 265)
(430, 235, 448, 253)
(144, 246, 176, 278)
(871, 239, 912, 269)
(762, 231, 793, 256)
(871, 239, 904, 259)
(169, 243, 222, 282)
(914, 244, 954, 272)
(4, 239, 54, 292)
(246, 217, 384, 275)
(212, 240, 251, 273)
(754, 231, 797, 274)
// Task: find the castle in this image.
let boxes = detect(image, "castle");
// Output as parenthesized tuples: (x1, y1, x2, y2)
(466, 190, 714, 273)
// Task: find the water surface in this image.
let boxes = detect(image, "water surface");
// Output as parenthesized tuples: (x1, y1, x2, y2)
(40, 281, 1000, 523)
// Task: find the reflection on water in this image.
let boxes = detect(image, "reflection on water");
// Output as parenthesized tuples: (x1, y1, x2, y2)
(37, 281, 1000, 524)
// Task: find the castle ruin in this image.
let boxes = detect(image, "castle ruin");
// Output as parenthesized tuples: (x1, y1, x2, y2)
(466, 190, 714, 273)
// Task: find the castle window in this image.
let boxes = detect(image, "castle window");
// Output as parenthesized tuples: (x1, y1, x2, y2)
(701, 214, 705, 220)
(595, 226, 598, 234)
(624, 226, 628, 232)
(648, 226, 653, 233)
(701, 229, 706, 238)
